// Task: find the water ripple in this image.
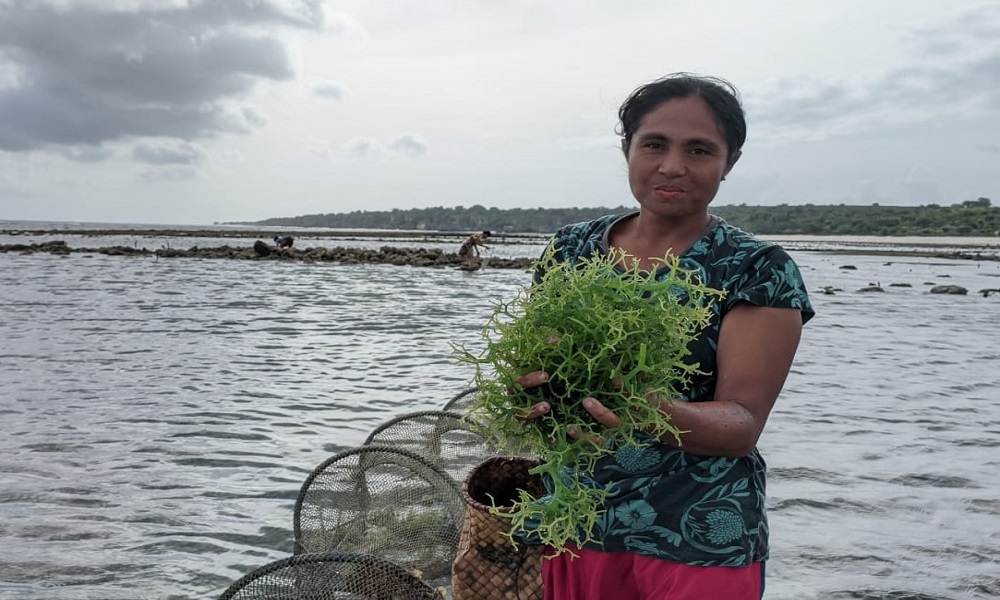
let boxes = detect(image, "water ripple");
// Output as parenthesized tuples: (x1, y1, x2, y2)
(2, 247, 1000, 599)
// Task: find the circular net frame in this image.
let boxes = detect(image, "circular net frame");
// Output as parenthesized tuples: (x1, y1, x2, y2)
(218, 551, 442, 600)
(292, 446, 464, 589)
(362, 410, 498, 485)
(440, 387, 478, 414)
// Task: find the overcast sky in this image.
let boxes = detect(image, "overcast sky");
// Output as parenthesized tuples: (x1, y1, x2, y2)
(1, 0, 998, 225)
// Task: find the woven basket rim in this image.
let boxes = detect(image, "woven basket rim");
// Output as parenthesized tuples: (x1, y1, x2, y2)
(462, 455, 541, 512)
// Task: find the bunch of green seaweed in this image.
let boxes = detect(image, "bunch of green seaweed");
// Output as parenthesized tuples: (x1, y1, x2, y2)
(453, 245, 726, 553)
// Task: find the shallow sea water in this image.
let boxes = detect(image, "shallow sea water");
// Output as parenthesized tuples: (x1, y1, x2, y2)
(1, 232, 999, 599)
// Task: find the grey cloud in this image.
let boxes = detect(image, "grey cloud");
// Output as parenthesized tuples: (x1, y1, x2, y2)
(341, 135, 428, 158)
(187, 0, 326, 29)
(132, 142, 205, 166)
(312, 80, 348, 100)
(914, 40, 962, 57)
(950, 4, 1000, 43)
(60, 145, 116, 163)
(306, 144, 334, 158)
(344, 137, 377, 157)
(323, 13, 369, 39)
(138, 165, 199, 182)
(903, 4, 999, 55)
(241, 106, 269, 129)
(749, 5, 1000, 136)
(749, 82, 871, 129)
(389, 134, 428, 156)
(0, 0, 326, 152)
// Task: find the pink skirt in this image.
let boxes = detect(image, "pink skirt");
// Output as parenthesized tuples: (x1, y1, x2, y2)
(542, 545, 764, 600)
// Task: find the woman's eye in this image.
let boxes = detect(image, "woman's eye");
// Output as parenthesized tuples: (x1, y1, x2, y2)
(643, 141, 665, 150)
(689, 147, 710, 156)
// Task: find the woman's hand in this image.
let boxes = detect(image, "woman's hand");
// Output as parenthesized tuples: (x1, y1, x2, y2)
(514, 370, 552, 420)
(566, 398, 621, 443)
(515, 372, 674, 447)
(518, 373, 631, 443)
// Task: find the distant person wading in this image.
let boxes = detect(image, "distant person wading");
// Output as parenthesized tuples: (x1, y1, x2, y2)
(459, 230, 491, 268)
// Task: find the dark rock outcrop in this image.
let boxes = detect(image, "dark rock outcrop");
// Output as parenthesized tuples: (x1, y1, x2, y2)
(253, 240, 272, 256)
(1, 240, 535, 270)
(929, 285, 968, 295)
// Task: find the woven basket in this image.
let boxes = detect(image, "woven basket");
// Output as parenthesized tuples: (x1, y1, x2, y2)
(452, 456, 545, 600)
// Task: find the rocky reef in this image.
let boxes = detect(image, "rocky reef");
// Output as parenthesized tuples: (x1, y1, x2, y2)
(0, 240, 535, 270)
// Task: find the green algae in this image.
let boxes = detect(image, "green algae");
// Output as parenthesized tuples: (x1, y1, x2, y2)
(454, 245, 726, 553)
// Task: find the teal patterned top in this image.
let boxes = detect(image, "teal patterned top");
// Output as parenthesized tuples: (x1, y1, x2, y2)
(533, 212, 814, 567)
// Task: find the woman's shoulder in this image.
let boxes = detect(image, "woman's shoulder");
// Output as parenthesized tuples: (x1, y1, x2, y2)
(707, 217, 795, 261)
(690, 216, 803, 282)
(551, 212, 631, 260)
(554, 213, 625, 238)
(713, 217, 771, 247)
(703, 216, 815, 319)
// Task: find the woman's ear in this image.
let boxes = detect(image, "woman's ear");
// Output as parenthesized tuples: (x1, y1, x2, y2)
(620, 138, 629, 159)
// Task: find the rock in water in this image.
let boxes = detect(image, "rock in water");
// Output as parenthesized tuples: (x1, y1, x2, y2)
(253, 240, 271, 256)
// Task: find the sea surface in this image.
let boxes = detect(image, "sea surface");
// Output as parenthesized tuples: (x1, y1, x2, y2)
(1, 225, 999, 599)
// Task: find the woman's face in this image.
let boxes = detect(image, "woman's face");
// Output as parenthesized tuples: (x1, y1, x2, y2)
(625, 96, 738, 222)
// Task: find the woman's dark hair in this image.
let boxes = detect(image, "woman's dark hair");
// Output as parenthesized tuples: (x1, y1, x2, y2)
(617, 72, 746, 167)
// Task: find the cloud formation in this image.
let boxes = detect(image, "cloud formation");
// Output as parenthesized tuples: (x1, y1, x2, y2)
(311, 80, 349, 100)
(0, 0, 326, 153)
(389, 134, 428, 157)
(748, 3, 1000, 141)
(0, 1, 995, 224)
(132, 142, 205, 166)
(341, 134, 428, 158)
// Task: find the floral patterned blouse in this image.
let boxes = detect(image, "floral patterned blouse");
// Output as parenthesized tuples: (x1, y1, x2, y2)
(529, 212, 815, 567)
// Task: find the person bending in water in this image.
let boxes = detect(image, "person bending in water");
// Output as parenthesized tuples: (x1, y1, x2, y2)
(459, 230, 491, 268)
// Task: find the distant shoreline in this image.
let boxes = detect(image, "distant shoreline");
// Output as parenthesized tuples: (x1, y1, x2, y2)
(5, 199, 999, 239)
(0, 226, 531, 239)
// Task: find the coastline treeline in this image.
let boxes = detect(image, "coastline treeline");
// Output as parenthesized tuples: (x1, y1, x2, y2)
(245, 198, 998, 237)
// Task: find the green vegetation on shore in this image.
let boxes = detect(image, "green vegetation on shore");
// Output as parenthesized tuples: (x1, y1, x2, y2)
(243, 198, 998, 237)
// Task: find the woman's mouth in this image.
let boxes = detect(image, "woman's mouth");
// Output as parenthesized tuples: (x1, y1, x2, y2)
(655, 186, 684, 199)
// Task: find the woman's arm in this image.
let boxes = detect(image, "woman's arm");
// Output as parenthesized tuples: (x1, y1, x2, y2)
(520, 303, 804, 458)
(653, 303, 803, 457)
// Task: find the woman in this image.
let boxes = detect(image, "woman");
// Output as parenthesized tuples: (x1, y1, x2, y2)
(519, 73, 814, 599)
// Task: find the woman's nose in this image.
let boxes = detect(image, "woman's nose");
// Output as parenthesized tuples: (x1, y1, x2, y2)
(657, 150, 686, 175)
